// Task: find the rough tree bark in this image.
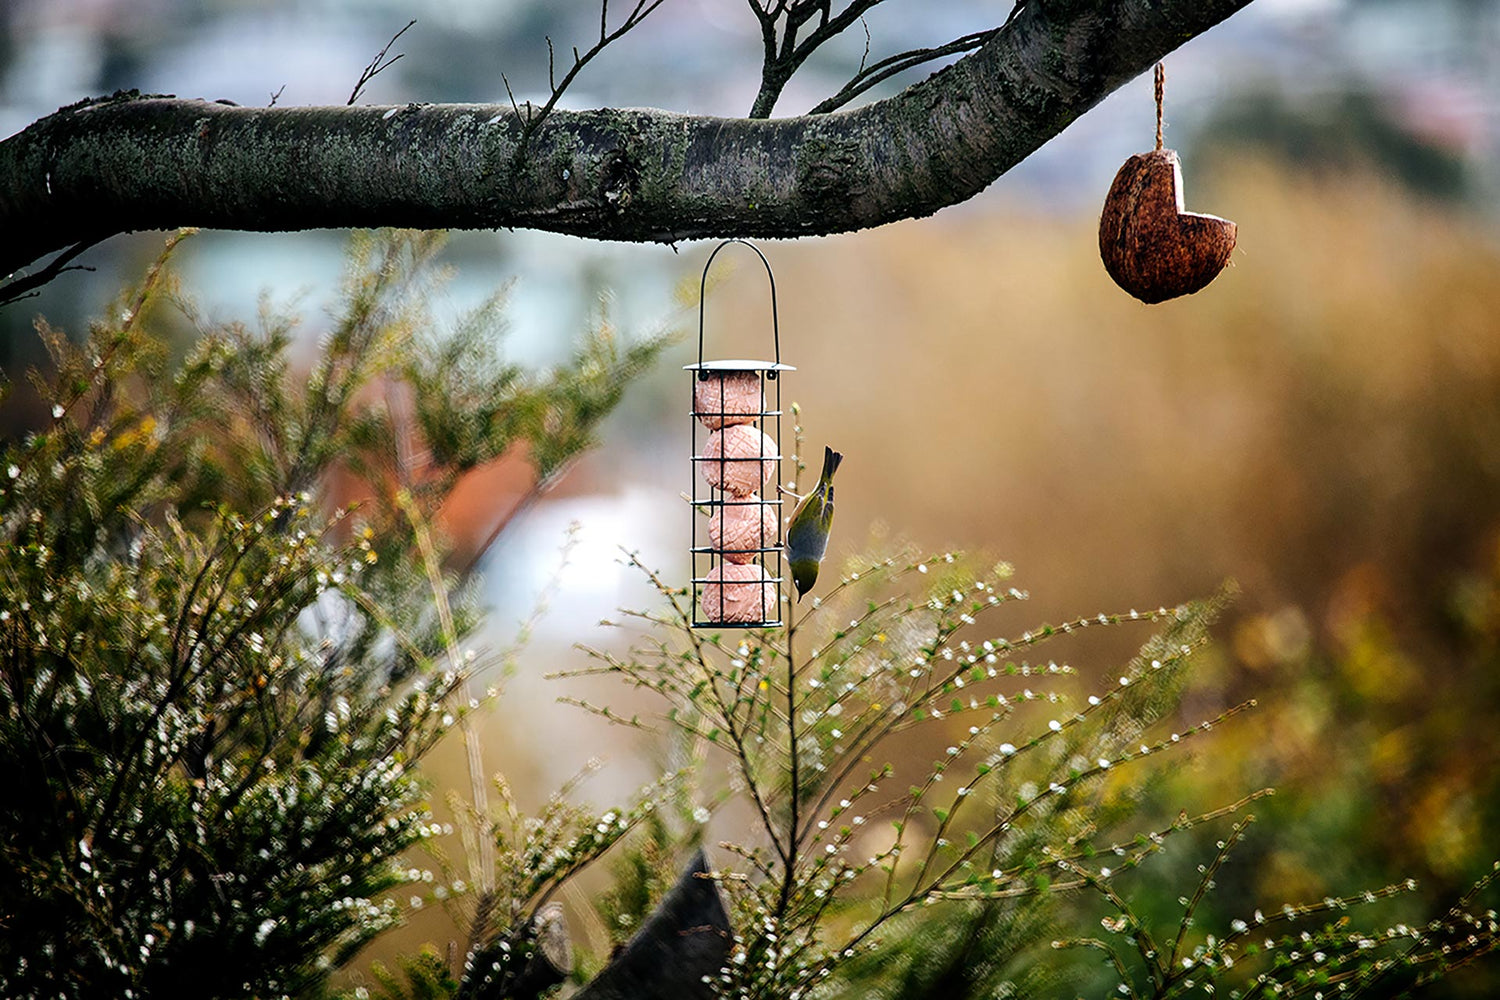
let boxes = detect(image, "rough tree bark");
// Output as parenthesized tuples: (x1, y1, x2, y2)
(0, 0, 1254, 277)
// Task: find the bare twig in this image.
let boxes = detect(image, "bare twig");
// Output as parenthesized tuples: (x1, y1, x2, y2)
(0, 238, 101, 308)
(500, 71, 527, 126)
(748, 0, 886, 118)
(511, 0, 667, 154)
(268, 84, 286, 107)
(835, 698, 1260, 973)
(348, 18, 416, 105)
(1167, 815, 1252, 973)
(808, 28, 999, 115)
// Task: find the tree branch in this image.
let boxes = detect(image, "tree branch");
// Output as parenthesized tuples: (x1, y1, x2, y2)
(0, 0, 1256, 277)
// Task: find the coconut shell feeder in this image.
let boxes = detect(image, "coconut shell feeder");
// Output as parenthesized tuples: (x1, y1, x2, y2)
(689, 239, 792, 628)
(1099, 64, 1237, 304)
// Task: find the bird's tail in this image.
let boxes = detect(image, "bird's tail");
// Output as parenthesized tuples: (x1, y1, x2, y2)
(821, 446, 844, 482)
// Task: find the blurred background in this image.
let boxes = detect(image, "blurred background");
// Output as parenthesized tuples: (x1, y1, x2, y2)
(4, 0, 1499, 992)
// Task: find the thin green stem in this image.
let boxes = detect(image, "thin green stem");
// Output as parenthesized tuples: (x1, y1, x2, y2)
(778, 604, 799, 920)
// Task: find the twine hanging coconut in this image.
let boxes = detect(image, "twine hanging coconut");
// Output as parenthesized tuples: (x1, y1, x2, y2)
(1099, 64, 1237, 304)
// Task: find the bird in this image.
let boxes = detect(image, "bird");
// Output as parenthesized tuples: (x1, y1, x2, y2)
(783, 445, 843, 602)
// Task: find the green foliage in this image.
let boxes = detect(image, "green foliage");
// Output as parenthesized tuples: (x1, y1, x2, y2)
(1079, 554, 1500, 1000)
(593, 810, 686, 954)
(367, 948, 460, 1000)
(438, 763, 682, 998)
(0, 229, 671, 998)
(566, 534, 1249, 998)
(831, 896, 1060, 1000)
(1058, 826, 1499, 999)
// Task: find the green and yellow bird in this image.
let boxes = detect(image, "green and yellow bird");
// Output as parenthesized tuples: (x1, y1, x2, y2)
(784, 446, 843, 602)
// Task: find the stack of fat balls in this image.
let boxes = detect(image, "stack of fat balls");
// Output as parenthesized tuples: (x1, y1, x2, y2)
(694, 371, 840, 622)
(695, 371, 780, 622)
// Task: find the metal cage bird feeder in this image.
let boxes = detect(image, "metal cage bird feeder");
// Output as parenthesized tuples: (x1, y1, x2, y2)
(688, 240, 792, 628)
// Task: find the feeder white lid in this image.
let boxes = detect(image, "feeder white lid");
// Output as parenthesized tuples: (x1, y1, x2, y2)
(685, 360, 796, 372)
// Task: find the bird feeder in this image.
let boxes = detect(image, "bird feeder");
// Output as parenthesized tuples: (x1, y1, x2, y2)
(1098, 63, 1237, 303)
(689, 240, 792, 628)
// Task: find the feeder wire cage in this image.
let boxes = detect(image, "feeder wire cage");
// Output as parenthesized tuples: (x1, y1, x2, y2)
(688, 240, 793, 628)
